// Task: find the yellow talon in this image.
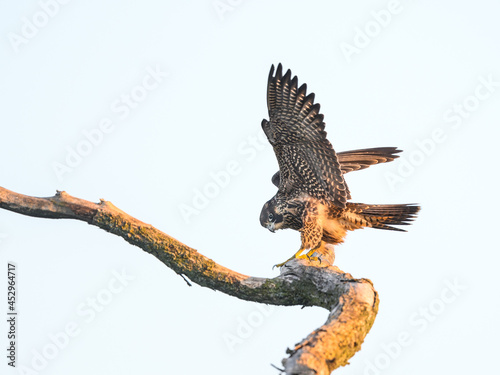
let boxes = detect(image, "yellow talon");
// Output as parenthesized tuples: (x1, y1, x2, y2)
(273, 248, 321, 268)
(306, 255, 321, 263)
(305, 248, 321, 261)
(273, 247, 306, 268)
(272, 258, 292, 268)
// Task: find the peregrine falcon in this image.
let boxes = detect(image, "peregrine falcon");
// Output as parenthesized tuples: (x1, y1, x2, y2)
(260, 64, 420, 267)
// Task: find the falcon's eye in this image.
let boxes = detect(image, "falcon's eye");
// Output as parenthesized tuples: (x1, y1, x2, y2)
(268, 213, 274, 221)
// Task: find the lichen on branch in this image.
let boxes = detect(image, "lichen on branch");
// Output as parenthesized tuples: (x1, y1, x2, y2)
(0, 186, 378, 374)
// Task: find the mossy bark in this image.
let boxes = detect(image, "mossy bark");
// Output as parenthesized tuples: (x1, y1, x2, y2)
(0, 186, 379, 374)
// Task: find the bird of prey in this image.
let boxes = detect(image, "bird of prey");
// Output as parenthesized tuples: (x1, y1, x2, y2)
(260, 64, 419, 267)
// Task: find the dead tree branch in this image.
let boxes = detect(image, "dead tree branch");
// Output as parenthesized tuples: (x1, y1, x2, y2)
(0, 186, 379, 374)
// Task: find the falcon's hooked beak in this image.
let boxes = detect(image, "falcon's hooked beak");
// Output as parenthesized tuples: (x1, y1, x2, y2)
(267, 222, 276, 233)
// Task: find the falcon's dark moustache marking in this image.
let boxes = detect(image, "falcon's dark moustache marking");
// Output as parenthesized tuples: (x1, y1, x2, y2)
(259, 64, 420, 266)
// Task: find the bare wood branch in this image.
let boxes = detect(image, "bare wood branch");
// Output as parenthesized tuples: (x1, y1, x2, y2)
(0, 186, 379, 374)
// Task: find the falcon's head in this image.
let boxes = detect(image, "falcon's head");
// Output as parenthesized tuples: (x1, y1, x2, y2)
(260, 197, 285, 233)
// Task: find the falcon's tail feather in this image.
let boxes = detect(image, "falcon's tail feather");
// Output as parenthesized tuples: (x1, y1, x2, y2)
(346, 203, 420, 231)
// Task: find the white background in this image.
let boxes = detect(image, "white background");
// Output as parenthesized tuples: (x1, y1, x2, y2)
(1, 1, 499, 374)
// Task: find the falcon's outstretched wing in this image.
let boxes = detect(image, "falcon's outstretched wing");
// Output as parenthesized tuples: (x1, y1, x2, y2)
(270, 147, 402, 188)
(261, 64, 349, 208)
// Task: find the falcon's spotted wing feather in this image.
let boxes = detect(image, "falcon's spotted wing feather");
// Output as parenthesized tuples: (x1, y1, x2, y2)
(271, 147, 402, 187)
(262, 64, 349, 207)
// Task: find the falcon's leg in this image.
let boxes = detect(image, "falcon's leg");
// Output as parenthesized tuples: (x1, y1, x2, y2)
(305, 241, 336, 265)
(297, 244, 322, 263)
(297, 214, 323, 263)
(301, 249, 321, 263)
(273, 216, 323, 268)
(273, 247, 308, 268)
(273, 243, 322, 268)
